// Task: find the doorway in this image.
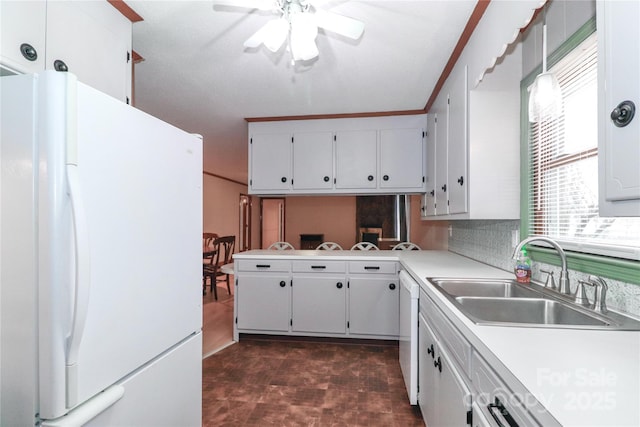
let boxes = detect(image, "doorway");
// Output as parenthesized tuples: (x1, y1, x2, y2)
(239, 194, 251, 252)
(261, 198, 286, 248)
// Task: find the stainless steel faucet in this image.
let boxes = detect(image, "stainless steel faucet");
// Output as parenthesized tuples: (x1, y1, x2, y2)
(513, 236, 571, 295)
(587, 275, 609, 314)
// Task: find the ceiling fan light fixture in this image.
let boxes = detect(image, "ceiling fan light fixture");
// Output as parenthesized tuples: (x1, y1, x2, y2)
(263, 18, 289, 52)
(289, 11, 318, 60)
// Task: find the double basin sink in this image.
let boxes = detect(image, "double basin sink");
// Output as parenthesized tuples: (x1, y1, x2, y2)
(428, 278, 640, 330)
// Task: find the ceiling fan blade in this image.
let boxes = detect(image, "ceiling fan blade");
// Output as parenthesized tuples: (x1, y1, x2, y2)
(314, 9, 364, 40)
(243, 19, 288, 52)
(213, 0, 275, 11)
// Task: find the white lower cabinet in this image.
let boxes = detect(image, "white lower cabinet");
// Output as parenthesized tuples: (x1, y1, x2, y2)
(348, 276, 399, 336)
(418, 312, 472, 427)
(292, 275, 347, 334)
(234, 260, 291, 338)
(234, 256, 399, 339)
(235, 273, 291, 333)
(419, 288, 555, 427)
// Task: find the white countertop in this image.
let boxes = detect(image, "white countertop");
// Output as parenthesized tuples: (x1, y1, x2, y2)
(234, 249, 640, 426)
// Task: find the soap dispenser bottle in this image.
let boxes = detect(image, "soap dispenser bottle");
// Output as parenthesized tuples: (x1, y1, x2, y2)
(514, 248, 531, 284)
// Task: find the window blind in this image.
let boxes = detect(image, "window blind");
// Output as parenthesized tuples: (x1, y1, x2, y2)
(527, 33, 640, 261)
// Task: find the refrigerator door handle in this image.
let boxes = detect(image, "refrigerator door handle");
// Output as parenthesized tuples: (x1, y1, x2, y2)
(65, 164, 91, 407)
(41, 384, 125, 427)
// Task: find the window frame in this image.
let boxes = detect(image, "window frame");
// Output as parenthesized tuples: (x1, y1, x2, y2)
(520, 16, 640, 285)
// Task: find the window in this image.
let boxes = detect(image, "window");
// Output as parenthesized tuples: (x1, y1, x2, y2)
(526, 31, 640, 261)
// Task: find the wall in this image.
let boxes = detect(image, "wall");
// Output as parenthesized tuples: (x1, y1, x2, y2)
(444, 0, 640, 318)
(409, 195, 448, 250)
(284, 196, 356, 250)
(203, 173, 248, 248)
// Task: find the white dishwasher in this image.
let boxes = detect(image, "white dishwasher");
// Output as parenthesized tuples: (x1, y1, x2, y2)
(399, 270, 419, 405)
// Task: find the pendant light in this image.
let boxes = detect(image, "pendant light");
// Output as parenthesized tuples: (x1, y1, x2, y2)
(528, 5, 563, 122)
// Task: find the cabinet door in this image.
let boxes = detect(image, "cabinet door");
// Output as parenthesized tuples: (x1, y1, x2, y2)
(292, 131, 334, 190)
(447, 65, 468, 215)
(249, 133, 292, 192)
(423, 114, 437, 217)
(291, 276, 346, 334)
(46, 1, 132, 102)
(348, 277, 399, 336)
(236, 274, 290, 332)
(434, 96, 449, 214)
(335, 130, 377, 189)
(379, 128, 424, 190)
(437, 344, 472, 426)
(418, 313, 438, 427)
(598, 0, 640, 216)
(0, 0, 46, 73)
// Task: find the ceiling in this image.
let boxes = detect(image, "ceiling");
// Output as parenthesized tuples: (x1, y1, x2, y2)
(129, 1, 478, 184)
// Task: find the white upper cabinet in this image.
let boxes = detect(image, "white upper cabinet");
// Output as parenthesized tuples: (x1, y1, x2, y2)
(249, 133, 292, 192)
(335, 130, 378, 190)
(248, 115, 427, 195)
(0, 0, 46, 74)
(423, 52, 520, 220)
(0, 0, 132, 103)
(447, 66, 469, 215)
(597, 0, 640, 216)
(45, 1, 132, 103)
(379, 128, 425, 190)
(421, 113, 437, 217)
(292, 131, 333, 190)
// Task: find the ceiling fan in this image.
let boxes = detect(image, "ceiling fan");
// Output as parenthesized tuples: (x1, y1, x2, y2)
(213, 0, 365, 62)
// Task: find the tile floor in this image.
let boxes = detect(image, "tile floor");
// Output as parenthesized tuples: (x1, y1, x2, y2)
(202, 336, 424, 426)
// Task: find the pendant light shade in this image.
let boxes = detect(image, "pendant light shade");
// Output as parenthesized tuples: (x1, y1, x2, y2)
(528, 71, 563, 122)
(528, 10, 562, 122)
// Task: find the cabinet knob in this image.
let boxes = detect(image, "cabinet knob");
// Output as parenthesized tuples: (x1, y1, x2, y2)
(434, 356, 442, 372)
(20, 43, 38, 61)
(383, 175, 389, 181)
(610, 100, 636, 128)
(281, 177, 287, 183)
(336, 282, 343, 289)
(279, 280, 286, 287)
(388, 283, 396, 290)
(441, 184, 447, 192)
(457, 176, 464, 186)
(427, 344, 434, 358)
(323, 176, 330, 182)
(54, 59, 68, 72)
(367, 175, 374, 182)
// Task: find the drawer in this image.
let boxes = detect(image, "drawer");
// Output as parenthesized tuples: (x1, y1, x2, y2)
(424, 294, 471, 378)
(236, 259, 290, 273)
(471, 352, 541, 427)
(292, 260, 346, 273)
(349, 261, 397, 275)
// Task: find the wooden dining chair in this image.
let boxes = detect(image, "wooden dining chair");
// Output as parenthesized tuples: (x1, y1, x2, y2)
(213, 236, 235, 297)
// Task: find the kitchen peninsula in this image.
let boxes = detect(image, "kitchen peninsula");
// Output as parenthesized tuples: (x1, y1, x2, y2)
(233, 249, 640, 427)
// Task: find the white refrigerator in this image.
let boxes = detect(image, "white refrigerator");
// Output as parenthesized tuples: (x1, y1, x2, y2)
(1, 71, 203, 426)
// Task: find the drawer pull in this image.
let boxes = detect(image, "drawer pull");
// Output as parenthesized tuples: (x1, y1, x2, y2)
(388, 283, 396, 290)
(364, 266, 380, 270)
(488, 398, 519, 427)
(336, 282, 343, 289)
(279, 281, 286, 287)
(256, 264, 271, 268)
(311, 265, 327, 269)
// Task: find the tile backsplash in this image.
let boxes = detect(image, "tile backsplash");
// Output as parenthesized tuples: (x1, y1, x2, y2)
(448, 220, 640, 318)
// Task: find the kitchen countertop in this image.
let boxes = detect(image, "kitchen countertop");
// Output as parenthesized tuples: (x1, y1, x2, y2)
(234, 249, 640, 426)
